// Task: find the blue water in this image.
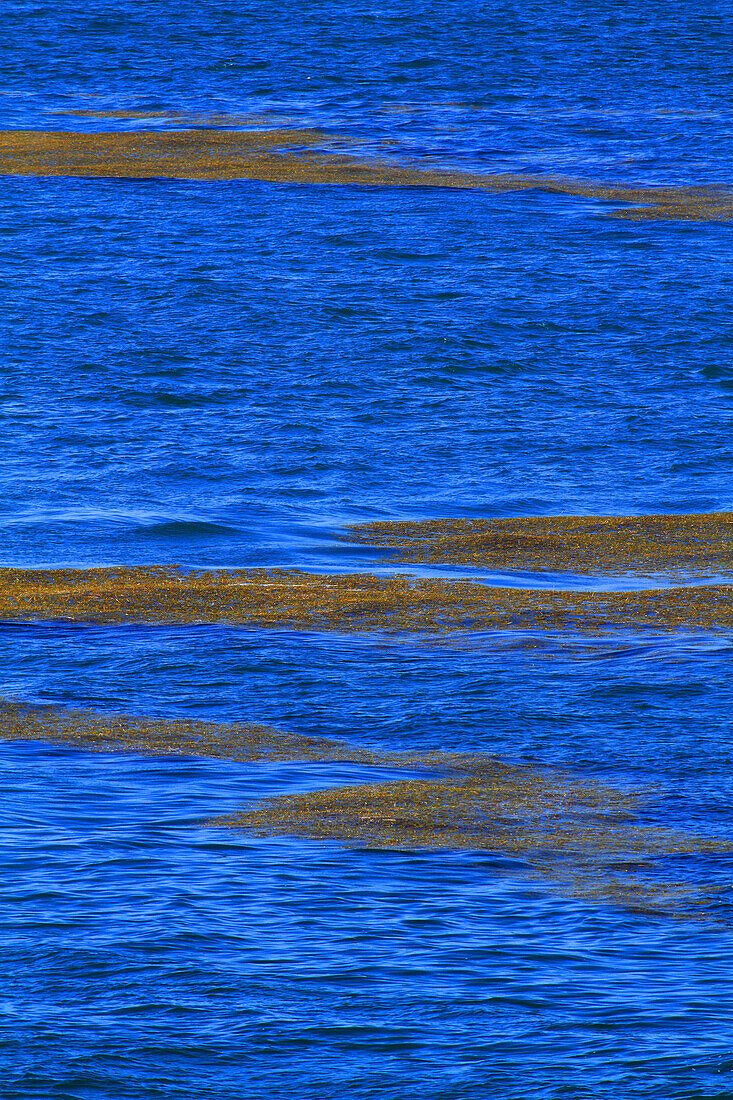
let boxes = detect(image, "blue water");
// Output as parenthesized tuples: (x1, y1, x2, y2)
(3, 2, 733, 1097)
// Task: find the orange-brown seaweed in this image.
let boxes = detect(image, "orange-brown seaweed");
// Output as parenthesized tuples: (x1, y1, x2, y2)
(0, 128, 731, 220)
(346, 511, 733, 578)
(0, 564, 732, 634)
(2, 695, 730, 917)
(213, 765, 733, 918)
(0, 697, 382, 763)
(3, 694, 731, 918)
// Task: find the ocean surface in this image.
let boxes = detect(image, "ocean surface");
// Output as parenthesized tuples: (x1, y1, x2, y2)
(3, 2, 733, 1097)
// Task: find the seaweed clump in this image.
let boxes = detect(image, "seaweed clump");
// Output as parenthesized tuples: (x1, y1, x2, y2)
(346, 512, 733, 577)
(1, 564, 733, 634)
(2, 695, 730, 918)
(214, 764, 733, 918)
(0, 128, 731, 220)
(0, 128, 332, 180)
(0, 698, 381, 764)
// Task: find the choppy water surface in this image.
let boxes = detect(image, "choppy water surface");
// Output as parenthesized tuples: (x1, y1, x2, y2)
(3, 2, 733, 1097)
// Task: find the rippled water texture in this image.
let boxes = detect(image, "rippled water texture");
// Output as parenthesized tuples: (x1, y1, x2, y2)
(3, 2, 733, 1098)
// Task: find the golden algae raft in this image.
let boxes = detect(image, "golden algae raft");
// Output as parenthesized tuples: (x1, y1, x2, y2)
(0, 697, 383, 764)
(0, 564, 732, 633)
(0, 127, 731, 220)
(214, 764, 733, 918)
(346, 512, 733, 577)
(2, 698, 730, 918)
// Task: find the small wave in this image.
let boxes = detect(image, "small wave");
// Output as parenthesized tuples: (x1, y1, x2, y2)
(435, 627, 733, 662)
(117, 388, 231, 408)
(136, 520, 241, 539)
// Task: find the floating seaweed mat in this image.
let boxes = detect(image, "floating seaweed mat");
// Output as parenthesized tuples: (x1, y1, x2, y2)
(0, 697, 384, 763)
(3, 696, 731, 918)
(1, 565, 733, 633)
(213, 768, 733, 919)
(0, 129, 732, 220)
(0, 697, 565, 777)
(346, 512, 733, 577)
(0, 128, 331, 179)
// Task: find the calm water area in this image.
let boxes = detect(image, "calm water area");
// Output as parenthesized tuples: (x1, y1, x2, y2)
(3, 2, 733, 1097)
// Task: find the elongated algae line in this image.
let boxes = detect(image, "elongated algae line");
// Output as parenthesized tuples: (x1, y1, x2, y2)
(212, 770, 733, 919)
(346, 512, 733, 577)
(0, 129, 731, 220)
(3, 697, 730, 919)
(0, 697, 385, 763)
(1, 565, 733, 633)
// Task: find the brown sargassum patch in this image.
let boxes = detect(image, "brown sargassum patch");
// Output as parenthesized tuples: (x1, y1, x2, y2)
(0, 128, 731, 220)
(0, 128, 331, 181)
(0, 564, 732, 634)
(0, 697, 380, 764)
(214, 767, 733, 918)
(2, 697, 730, 918)
(347, 512, 733, 578)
